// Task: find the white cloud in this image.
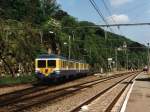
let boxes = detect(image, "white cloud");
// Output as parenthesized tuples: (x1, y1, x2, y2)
(147, 10, 150, 14)
(107, 14, 130, 24)
(57, 0, 60, 4)
(57, 0, 75, 6)
(110, 0, 133, 6)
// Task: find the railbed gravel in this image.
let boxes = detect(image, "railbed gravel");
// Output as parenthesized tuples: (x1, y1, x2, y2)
(0, 71, 126, 112)
(0, 84, 33, 95)
(0, 71, 124, 96)
(0, 75, 99, 96)
(23, 74, 129, 112)
(86, 75, 136, 112)
(0, 75, 103, 112)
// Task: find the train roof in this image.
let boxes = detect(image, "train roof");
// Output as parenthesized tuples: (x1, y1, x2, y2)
(37, 54, 66, 59)
(36, 54, 87, 63)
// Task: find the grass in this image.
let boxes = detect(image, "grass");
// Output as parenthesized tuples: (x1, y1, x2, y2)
(0, 74, 36, 85)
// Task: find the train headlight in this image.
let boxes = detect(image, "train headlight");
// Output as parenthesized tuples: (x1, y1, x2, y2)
(55, 70, 60, 74)
(35, 68, 40, 73)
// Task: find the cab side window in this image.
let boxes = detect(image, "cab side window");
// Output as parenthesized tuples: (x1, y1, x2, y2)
(48, 60, 56, 68)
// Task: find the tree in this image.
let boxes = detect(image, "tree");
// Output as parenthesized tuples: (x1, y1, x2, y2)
(0, 0, 59, 24)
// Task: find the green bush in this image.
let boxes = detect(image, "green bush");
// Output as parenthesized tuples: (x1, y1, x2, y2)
(0, 74, 36, 85)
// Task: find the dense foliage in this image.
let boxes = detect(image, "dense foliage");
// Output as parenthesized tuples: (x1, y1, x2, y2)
(0, 0, 147, 77)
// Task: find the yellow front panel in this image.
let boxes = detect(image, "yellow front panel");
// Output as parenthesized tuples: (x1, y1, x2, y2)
(56, 60, 61, 69)
(39, 68, 46, 75)
(35, 60, 37, 68)
(45, 68, 53, 76)
(35, 60, 55, 77)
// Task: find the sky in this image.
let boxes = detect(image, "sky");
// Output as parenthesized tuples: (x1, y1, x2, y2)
(57, 0, 150, 45)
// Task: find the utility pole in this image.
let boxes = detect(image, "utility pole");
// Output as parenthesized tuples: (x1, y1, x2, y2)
(123, 42, 128, 71)
(138, 59, 140, 70)
(40, 31, 43, 44)
(104, 29, 107, 40)
(115, 48, 118, 71)
(72, 31, 75, 41)
(147, 43, 150, 72)
(89, 47, 92, 59)
(127, 50, 128, 71)
(69, 35, 71, 60)
(105, 29, 108, 72)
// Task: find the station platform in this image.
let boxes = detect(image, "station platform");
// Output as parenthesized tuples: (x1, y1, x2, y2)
(124, 72, 150, 112)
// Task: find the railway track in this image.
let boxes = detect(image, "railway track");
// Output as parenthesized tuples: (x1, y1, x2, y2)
(0, 83, 28, 88)
(70, 72, 139, 112)
(0, 71, 136, 112)
(0, 72, 130, 101)
(0, 81, 40, 89)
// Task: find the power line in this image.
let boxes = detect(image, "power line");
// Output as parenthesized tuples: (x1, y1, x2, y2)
(91, 0, 115, 33)
(99, 23, 150, 27)
(88, 0, 114, 33)
(4, 23, 150, 30)
(101, 0, 124, 36)
(101, 0, 115, 23)
(89, 0, 107, 24)
(97, 47, 147, 49)
(62, 22, 150, 29)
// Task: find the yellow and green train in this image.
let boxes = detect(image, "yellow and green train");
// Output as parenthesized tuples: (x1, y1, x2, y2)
(35, 54, 90, 81)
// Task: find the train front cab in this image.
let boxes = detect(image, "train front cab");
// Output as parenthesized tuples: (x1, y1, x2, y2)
(35, 59, 60, 80)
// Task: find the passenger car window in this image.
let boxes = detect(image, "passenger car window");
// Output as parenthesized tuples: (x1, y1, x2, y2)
(38, 60, 46, 68)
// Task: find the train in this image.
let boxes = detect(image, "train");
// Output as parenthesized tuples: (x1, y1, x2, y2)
(143, 66, 148, 72)
(35, 54, 90, 81)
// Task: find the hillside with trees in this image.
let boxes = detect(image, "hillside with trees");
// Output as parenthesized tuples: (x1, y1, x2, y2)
(0, 0, 147, 77)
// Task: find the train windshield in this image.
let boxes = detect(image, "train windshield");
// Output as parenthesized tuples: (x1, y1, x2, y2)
(37, 60, 46, 68)
(48, 60, 56, 68)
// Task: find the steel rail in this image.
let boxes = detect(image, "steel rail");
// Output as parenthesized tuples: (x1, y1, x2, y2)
(69, 72, 140, 112)
(0, 72, 130, 107)
(105, 74, 138, 112)
(0, 72, 134, 112)
(0, 72, 131, 105)
(12, 72, 135, 112)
